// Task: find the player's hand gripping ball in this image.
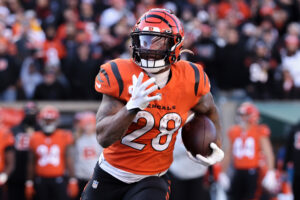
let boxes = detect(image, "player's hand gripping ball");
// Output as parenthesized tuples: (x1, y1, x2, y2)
(182, 115, 217, 157)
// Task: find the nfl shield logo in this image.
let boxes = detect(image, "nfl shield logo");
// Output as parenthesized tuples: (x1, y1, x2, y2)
(92, 180, 99, 189)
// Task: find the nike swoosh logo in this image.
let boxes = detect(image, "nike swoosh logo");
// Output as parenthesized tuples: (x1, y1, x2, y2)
(96, 82, 101, 89)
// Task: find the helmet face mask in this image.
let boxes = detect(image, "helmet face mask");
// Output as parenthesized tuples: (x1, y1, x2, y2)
(38, 105, 60, 135)
(39, 119, 58, 135)
(131, 8, 184, 72)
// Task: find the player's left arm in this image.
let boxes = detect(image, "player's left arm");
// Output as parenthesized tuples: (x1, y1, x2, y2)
(0, 131, 15, 185)
(65, 144, 76, 178)
(191, 92, 222, 146)
(65, 144, 79, 198)
(260, 130, 278, 193)
(4, 147, 15, 175)
(260, 136, 275, 170)
(0, 146, 15, 185)
(188, 92, 224, 166)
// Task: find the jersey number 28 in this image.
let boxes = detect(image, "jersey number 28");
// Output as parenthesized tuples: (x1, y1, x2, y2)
(121, 111, 182, 151)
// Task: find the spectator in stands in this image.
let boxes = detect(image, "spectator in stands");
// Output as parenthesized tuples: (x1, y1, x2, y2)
(0, 38, 20, 101)
(19, 53, 43, 99)
(213, 19, 229, 48)
(284, 120, 300, 200)
(215, 27, 249, 98)
(14, 10, 46, 63)
(286, 22, 300, 37)
(33, 66, 69, 100)
(281, 34, 300, 99)
(69, 42, 99, 100)
(7, 102, 39, 200)
(79, 1, 96, 22)
(272, 8, 289, 36)
(247, 41, 276, 99)
(42, 24, 66, 67)
(240, 23, 258, 53)
(35, 0, 63, 27)
(259, 17, 279, 51)
(73, 112, 102, 200)
(217, 0, 251, 24)
(99, 0, 135, 29)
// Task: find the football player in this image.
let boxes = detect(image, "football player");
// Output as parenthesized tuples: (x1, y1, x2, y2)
(284, 120, 300, 199)
(7, 102, 39, 200)
(73, 112, 102, 200)
(25, 105, 78, 200)
(82, 8, 224, 200)
(220, 102, 278, 200)
(0, 118, 15, 199)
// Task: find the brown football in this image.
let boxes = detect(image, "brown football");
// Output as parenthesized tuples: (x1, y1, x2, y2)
(182, 115, 217, 157)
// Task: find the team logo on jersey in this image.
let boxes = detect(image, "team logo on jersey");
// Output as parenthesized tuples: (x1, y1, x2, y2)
(92, 180, 99, 189)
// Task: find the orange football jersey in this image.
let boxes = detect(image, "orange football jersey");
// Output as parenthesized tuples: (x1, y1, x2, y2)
(95, 58, 210, 175)
(228, 124, 270, 169)
(29, 129, 74, 177)
(0, 125, 14, 172)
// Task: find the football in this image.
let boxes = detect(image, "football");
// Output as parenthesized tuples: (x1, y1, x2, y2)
(181, 115, 217, 157)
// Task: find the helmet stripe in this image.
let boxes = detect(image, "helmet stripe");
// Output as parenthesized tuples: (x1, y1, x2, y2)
(141, 14, 173, 30)
(110, 62, 124, 97)
(150, 10, 179, 33)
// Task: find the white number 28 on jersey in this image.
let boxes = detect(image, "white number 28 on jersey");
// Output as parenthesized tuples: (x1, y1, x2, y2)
(121, 111, 182, 151)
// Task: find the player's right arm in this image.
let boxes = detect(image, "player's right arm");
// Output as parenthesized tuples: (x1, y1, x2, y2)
(96, 94, 138, 148)
(25, 149, 35, 200)
(96, 72, 161, 148)
(26, 150, 35, 182)
(0, 131, 15, 186)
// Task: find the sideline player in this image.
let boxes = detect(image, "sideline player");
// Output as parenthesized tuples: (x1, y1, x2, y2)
(221, 102, 277, 200)
(82, 8, 224, 200)
(0, 118, 15, 199)
(284, 120, 300, 199)
(25, 105, 78, 200)
(8, 102, 39, 200)
(73, 112, 102, 200)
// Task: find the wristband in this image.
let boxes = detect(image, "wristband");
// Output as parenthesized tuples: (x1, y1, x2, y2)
(127, 108, 140, 114)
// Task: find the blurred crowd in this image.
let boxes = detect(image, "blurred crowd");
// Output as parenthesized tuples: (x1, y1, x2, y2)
(0, 0, 300, 101)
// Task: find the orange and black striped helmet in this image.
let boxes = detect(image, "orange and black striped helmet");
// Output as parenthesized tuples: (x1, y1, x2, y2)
(131, 8, 184, 72)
